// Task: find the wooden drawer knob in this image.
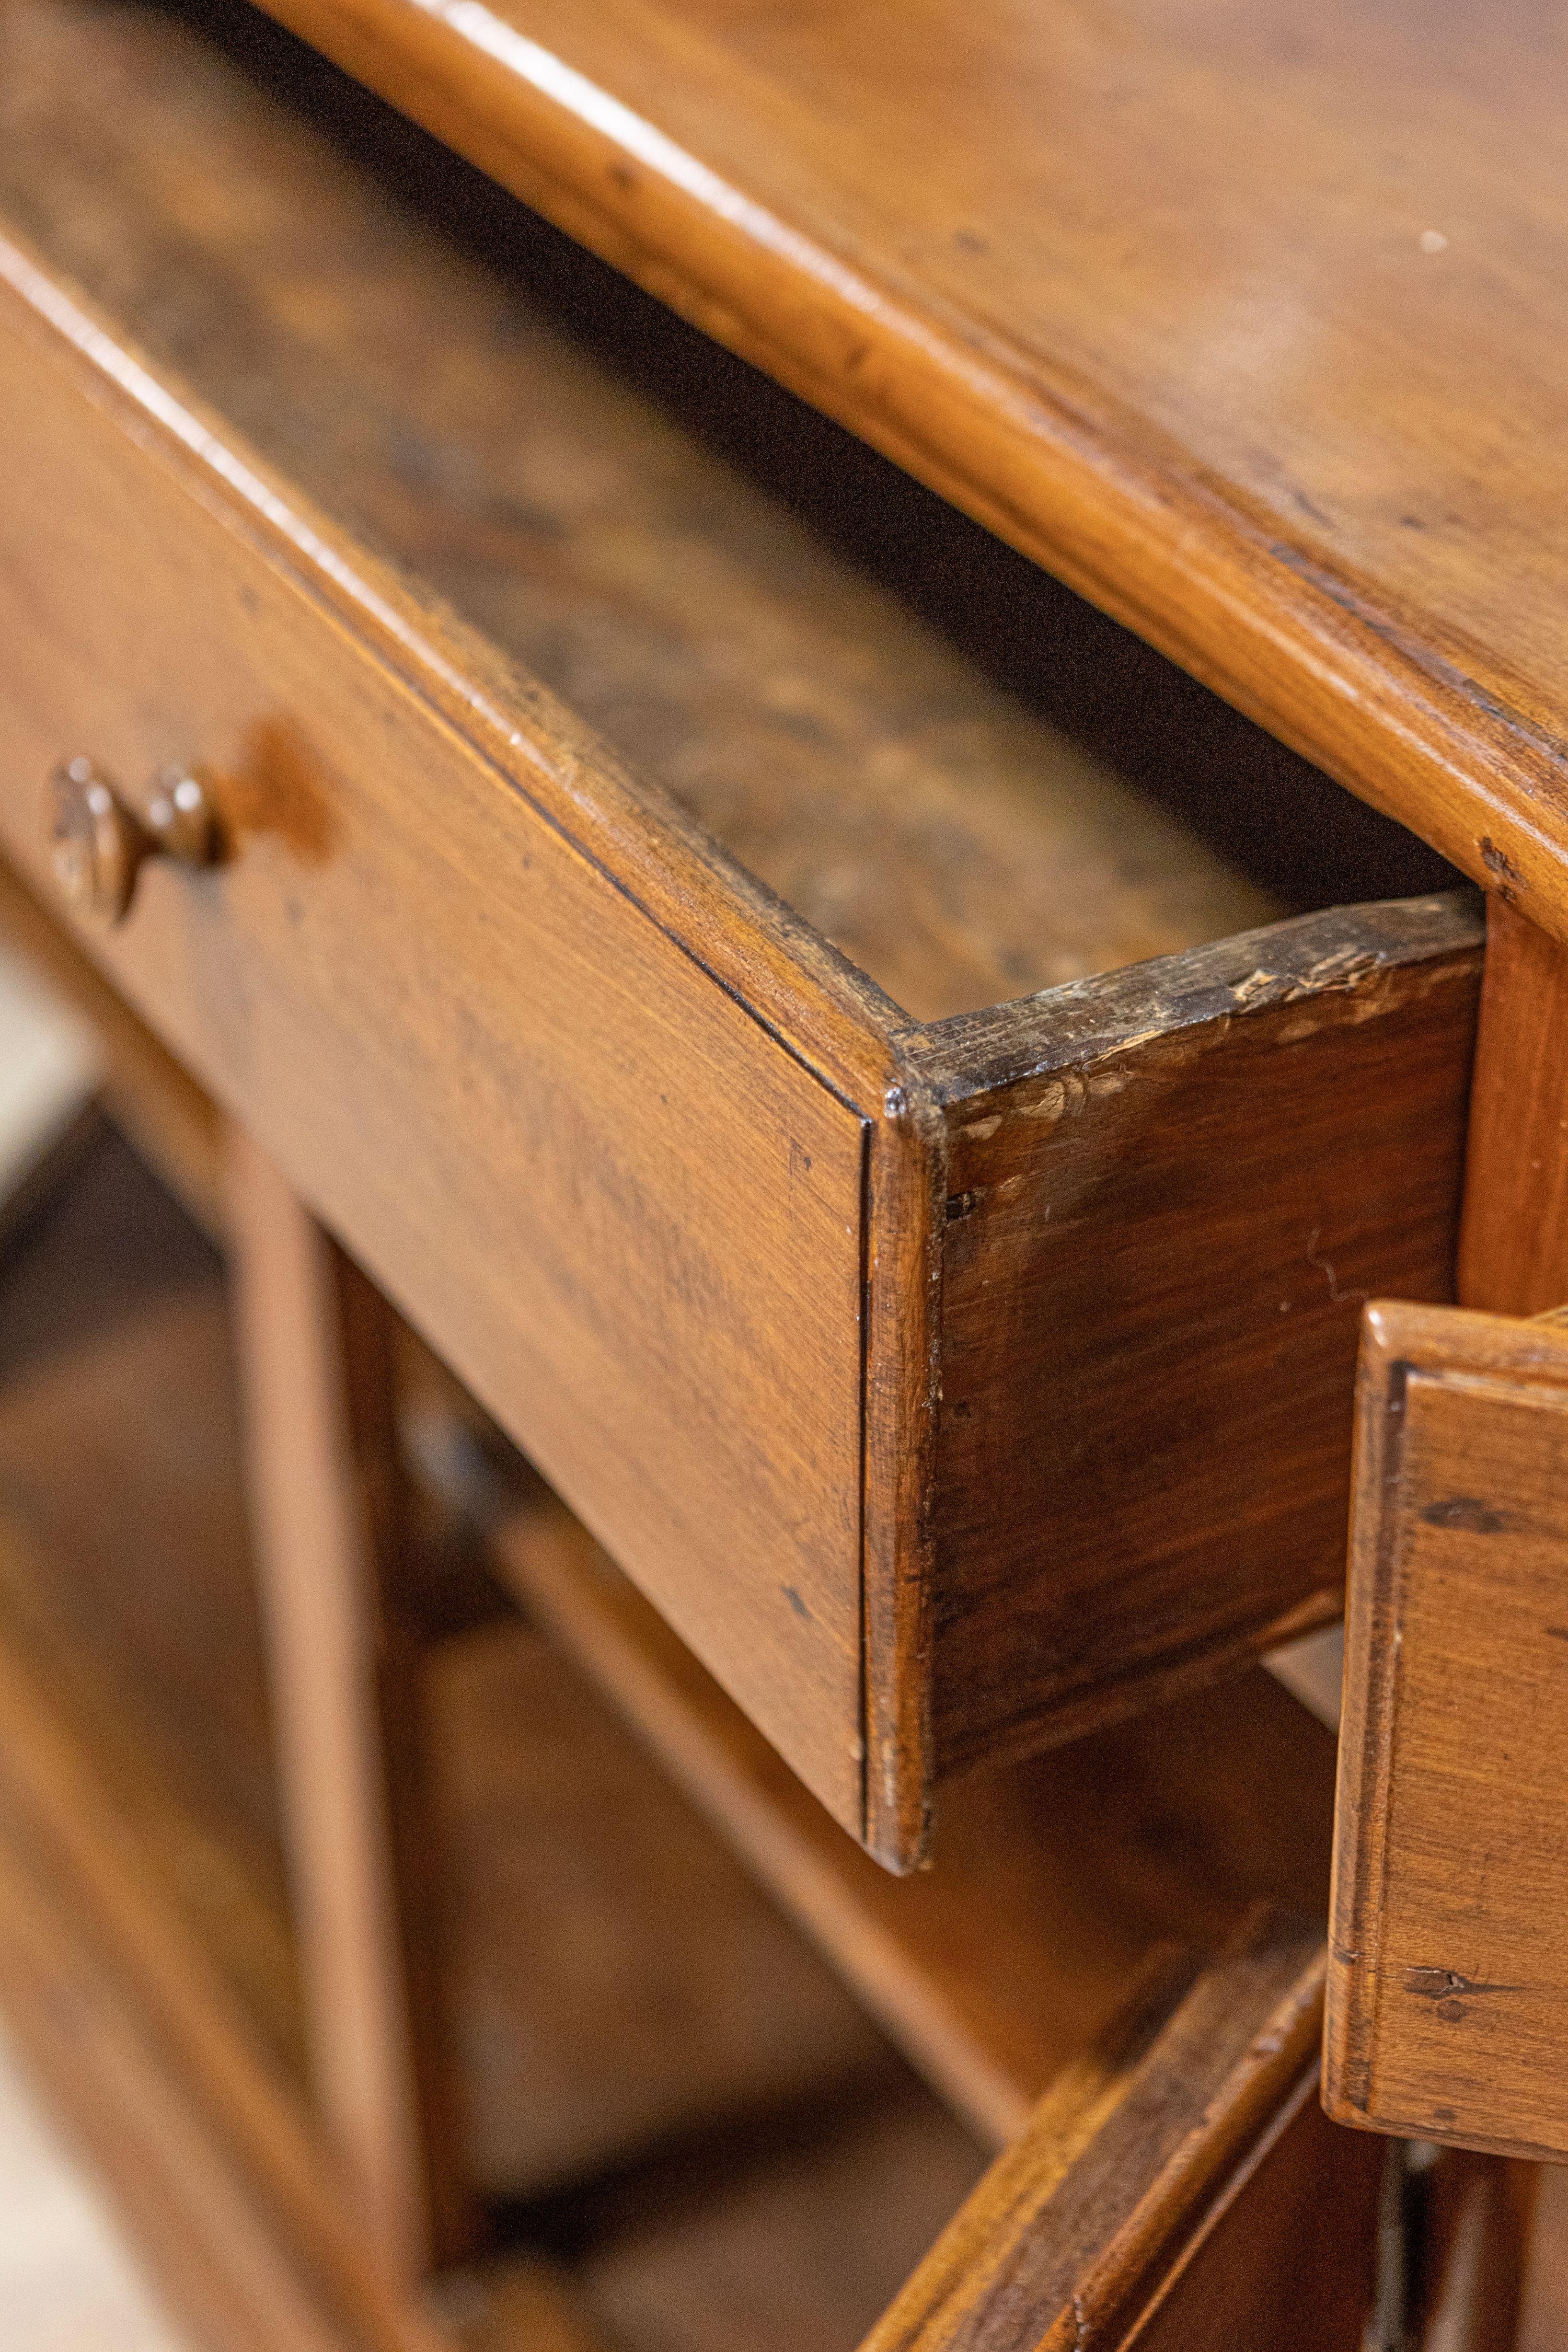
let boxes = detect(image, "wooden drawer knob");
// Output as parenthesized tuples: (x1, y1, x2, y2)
(50, 758, 215, 922)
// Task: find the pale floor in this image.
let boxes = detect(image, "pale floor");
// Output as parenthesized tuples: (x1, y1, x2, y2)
(0, 2024, 189, 2352)
(0, 946, 191, 2348)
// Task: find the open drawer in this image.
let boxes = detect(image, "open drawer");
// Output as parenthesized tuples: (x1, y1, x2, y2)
(0, 0, 1479, 1863)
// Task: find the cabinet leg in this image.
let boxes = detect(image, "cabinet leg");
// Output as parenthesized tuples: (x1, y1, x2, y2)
(226, 1124, 475, 2282)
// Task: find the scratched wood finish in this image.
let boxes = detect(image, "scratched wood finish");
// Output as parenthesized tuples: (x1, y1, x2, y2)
(1326, 1298, 1568, 2162)
(0, 220, 870, 1842)
(487, 1478, 1338, 2151)
(860, 1916, 1381, 2352)
(917, 895, 1483, 1774)
(0, 0, 1279, 1031)
(0, 0, 1489, 1860)
(242, 0, 1568, 945)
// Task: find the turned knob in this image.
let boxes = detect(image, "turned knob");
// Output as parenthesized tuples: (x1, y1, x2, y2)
(50, 758, 215, 923)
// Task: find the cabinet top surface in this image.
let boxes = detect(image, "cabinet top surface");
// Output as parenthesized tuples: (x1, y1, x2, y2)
(271, 0, 1568, 926)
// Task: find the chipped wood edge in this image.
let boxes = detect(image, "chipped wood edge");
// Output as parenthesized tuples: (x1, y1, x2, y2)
(903, 893, 1485, 1110)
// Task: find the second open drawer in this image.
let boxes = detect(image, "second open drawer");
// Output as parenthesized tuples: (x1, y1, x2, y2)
(0, 0, 1480, 1863)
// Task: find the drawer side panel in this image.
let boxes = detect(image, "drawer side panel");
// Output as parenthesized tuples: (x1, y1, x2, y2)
(929, 900, 1482, 1780)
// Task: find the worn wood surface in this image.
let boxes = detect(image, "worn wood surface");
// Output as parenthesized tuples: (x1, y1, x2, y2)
(488, 1479, 1338, 2151)
(859, 1914, 1380, 2352)
(0, 0, 1492, 1858)
(0, 154, 872, 1844)
(1335, 884, 1568, 2352)
(1326, 1296, 1568, 2164)
(0, 0, 1279, 1030)
(919, 894, 1483, 1775)
(245, 0, 1568, 944)
(0, 0, 1275, 1865)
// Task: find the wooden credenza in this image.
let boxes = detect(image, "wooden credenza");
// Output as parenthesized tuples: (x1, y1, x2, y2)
(0, 0, 1563, 2344)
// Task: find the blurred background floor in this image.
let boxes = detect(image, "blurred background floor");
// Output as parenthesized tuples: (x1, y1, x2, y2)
(0, 941, 191, 2349)
(0, 2016, 188, 2352)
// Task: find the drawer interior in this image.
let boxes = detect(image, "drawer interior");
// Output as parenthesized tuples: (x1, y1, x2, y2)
(0, 0, 1455, 1030)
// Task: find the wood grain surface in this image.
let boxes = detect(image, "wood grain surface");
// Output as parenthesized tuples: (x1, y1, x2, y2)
(861, 1914, 1380, 2352)
(919, 894, 1483, 1775)
(1327, 1297, 1568, 2162)
(247, 0, 1568, 943)
(488, 1483, 1338, 2152)
(0, 221, 872, 1840)
(0, 0, 1273, 1030)
(229, 1137, 470, 2278)
(0, 0, 1495, 1860)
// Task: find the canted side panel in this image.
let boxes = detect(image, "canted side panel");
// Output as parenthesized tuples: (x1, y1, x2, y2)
(0, 307, 868, 1831)
(1332, 1354, 1568, 2161)
(930, 950, 1480, 1780)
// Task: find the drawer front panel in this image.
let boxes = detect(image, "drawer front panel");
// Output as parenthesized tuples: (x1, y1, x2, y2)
(0, 284, 868, 1831)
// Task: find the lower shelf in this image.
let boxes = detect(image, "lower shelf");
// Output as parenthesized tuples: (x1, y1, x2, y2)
(0, 1593, 995, 2352)
(471, 1431, 1340, 2151)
